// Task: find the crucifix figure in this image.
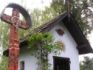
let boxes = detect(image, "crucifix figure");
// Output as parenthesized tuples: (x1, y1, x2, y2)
(0, 3, 31, 70)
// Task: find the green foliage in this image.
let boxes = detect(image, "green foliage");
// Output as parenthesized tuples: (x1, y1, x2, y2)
(0, 21, 9, 49)
(28, 32, 63, 70)
(72, 0, 93, 35)
(49, 0, 93, 35)
(31, 9, 43, 28)
(80, 57, 93, 70)
(80, 63, 83, 70)
(31, 8, 56, 29)
(0, 56, 8, 70)
(0, 21, 9, 70)
(51, 0, 65, 14)
(28, 32, 63, 54)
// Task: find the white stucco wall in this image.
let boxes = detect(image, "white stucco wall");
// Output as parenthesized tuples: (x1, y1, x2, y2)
(18, 23, 79, 70)
(18, 52, 38, 70)
(48, 24, 79, 70)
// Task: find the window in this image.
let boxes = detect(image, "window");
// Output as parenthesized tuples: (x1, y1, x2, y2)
(56, 29, 64, 35)
(20, 61, 25, 70)
(53, 56, 70, 70)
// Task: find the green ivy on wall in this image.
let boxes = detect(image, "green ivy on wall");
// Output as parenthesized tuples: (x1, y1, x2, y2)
(28, 32, 64, 70)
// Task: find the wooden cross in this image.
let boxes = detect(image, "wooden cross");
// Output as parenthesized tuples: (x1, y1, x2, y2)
(1, 8, 30, 70)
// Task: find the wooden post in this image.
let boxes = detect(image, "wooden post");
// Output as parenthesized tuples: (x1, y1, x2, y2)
(7, 9, 19, 70)
(66, 0, 72, 16)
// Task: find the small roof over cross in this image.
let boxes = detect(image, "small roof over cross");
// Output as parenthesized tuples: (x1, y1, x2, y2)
(1, 3, 31, 29)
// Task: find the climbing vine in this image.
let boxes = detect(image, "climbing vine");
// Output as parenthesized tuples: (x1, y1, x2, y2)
(28, 32, 64, 70)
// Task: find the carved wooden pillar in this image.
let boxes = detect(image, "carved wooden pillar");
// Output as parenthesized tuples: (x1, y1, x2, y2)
(8, 9, 20, 70)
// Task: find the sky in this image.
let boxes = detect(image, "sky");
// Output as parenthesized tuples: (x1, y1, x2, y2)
(0, 0, 93, 62)
(0, 0, 52, 13)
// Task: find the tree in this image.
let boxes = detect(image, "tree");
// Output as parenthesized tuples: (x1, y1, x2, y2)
(0, 56, 8, 70)
(48, 0, 93, 35)
(31, 7, 56, 27)
(80, 57, 93, 70)
(0, 21, 9, 70)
